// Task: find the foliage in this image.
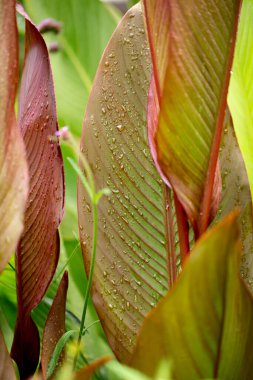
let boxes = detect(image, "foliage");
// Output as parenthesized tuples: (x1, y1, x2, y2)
(0, 0, 253, 379)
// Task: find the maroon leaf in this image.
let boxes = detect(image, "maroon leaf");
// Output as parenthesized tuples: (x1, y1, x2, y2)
(11, 6, 65, 379)
(0, 0, 28, 272)
(0, 330, 16, 380)
(41, 272, 68, 379)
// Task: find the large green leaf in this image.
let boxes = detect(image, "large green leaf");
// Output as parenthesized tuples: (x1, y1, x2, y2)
(228, 0, 253, 200)
(77, 4, 171, 362)
(131, 213, 253, 379)
(0, 0, 28, 272)
(143, 0, 241, 233)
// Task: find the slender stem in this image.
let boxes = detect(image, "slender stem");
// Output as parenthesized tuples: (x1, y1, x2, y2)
(68, 135, 95, 194)
(72, 201, 98, 370)
(174, 193, 189, 264)
(163, 185, 177, 287)
(8, 262, 16, 271)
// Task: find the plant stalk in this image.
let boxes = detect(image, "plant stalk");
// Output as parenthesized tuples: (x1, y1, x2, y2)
(174, 193, 189, 264)
(72, 200, 98, 370)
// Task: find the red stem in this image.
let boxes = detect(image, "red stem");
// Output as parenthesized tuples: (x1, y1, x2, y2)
(163, 185, 177, 287)
(199, 1, 242, 234)
(174, 192, 189, 264)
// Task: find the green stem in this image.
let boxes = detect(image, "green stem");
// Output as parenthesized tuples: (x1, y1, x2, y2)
(66, 134, 95, 195)
(72, 201, 98, 370)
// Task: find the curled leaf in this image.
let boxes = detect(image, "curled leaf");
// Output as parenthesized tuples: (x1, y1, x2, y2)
(11, 7, 65, 379)
(143, 0, 241, 232)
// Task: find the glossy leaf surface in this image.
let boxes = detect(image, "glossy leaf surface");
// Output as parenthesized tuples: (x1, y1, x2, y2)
(78, 4, 171, 362)
(131, 214, 253, 379)
(11, 8, 65, 379)
(228, 0, 253, 199)
(143, 0, 241, 231)
(0, 0, 28, 272)
(42, 272, 68, 380)
(0, 330, 16, 380)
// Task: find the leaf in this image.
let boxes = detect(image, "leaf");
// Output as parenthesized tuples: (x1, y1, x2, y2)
(11, 7, 65, 379)
(23, 0, 120, 133)
(0, 330, 16, 380)
(217, 112, 253, 290)
(77, 4, 176, 362)
(24, 0, 120, 242)
(131, 213, 253, 379)
(42, 272, 68, 380)
(105, 359, 173, 380)
(73, 356, 112, 380)
(46, 330, 77, 380)
(228, 0, 253, 200)
(143, 0, 242, 233)
(0, 0, 28, 272)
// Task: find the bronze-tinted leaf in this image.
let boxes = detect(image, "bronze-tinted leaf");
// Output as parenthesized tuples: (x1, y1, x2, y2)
(73, 356, 112, 380)
(143, 0, 241, 233)
(77, 4, 172, 362)
(0, 0, 28, 272)
(11, 7, 65, 379)
(131, 213, 253, 379)
(41, 272, 68, 379)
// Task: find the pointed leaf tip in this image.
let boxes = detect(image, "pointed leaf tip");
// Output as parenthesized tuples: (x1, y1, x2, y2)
(42, 271, 68, 379)
(11, 9, 65, 379)
(143, 0, 242, 231)
(131, 212, 253, 379)
(77, 3, 172, 362)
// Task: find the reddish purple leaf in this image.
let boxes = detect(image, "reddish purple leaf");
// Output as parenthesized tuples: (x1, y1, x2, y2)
(0, 0, 28, 272)
(11, 7, 65, 379)
(0, 330, 16, 380)
(41, 272, 68, 379)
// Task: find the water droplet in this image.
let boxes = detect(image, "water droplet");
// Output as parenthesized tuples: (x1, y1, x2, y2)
(116, 124, 124, 131)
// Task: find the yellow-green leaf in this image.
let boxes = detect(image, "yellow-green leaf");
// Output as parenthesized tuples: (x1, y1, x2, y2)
(143, 0, 241, 233)
(131, 213, 253, 379)
(228, 0, 253, 201)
